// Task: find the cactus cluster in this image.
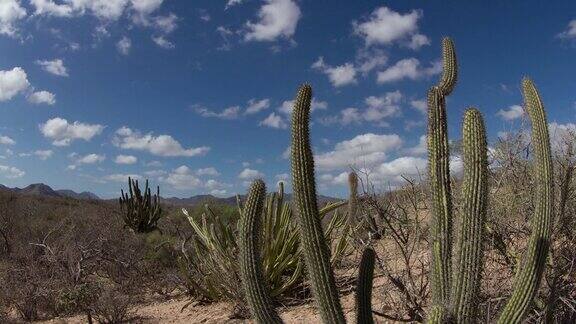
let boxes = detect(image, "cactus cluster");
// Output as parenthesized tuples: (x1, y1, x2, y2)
(119, 177, 163, 233)
(237, 37, 554, 324)
(427, 38, 554, 324)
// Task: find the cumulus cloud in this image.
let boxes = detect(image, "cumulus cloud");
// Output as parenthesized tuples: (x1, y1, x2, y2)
(151, 35, 175, 49)
(320, 91, 402, 126)
(0, 0, 26, 37)
(105, 173, 141, 182)
(245, 98, 271, 114)
(353, 6, 429, 49)
(496, 105, 524, 121)
(410, 99, 427, 114)
(28, 90, 56, 105)
(195, 167, 220, 176)
(0, 135, 15, 145)
(195, 105, 241, 120)
(159, 165, 203, 190)
(34, 149, 53, 160)
(75, 153, 106, 164)
(117, 36, 132, 55)
(0, 67, 30, 101)
(260, 112, 287, 129)
(113, 126, 210, 157)
(312, 57, 357, 87)
(244, 0, 301, 42)
(0, 164, 25, 178)
(115, 154, 138, 164)
(36, 59, 69, 77)
(278, 98, 328, 115)
(557, 20, 576, 39)
(315, 133, 403, 171)
(377, 58, 441, 84)
(238, 168, 264, 180)
(40, 117, 104, 146)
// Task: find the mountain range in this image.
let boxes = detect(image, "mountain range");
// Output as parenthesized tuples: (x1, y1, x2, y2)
(0, 183, 341, 206)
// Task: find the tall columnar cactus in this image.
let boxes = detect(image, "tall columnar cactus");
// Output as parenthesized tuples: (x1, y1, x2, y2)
(355, 247, 376, 324)
(450, 109, 488, 322)
(238, 180, 283, 324)
(497, 78, 554, 324)
(291, 84, 346, 324)
(119, 177, 162, 233)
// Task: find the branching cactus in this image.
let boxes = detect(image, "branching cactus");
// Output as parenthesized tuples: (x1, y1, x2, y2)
(427, 38, 554, 324)
(119, 177, 162, 233)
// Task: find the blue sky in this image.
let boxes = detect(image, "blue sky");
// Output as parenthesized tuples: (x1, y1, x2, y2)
(0, 0, 574, 198)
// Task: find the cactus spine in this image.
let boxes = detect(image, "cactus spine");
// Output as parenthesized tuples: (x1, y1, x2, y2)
(450, 109, 488, 322)
(355, 247, 375, 324)
(291, 84, 346, 324)
(496, 78, 554, 324)
(239, 180, 283, 324)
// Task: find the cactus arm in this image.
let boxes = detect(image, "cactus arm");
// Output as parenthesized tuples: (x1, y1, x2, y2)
(497, 79, 554, 323)
(238, 179, 283, 324)
(450, 109, 488, 323)
(427, 86, 453, 311)
(291, 84, 346, 324)
(355, 247, 375, 324)
(438, 37, 457, 96)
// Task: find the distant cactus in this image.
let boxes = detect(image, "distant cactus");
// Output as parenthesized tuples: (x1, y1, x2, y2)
(238, 180, 283, 324)
(119, 177, 162, 233)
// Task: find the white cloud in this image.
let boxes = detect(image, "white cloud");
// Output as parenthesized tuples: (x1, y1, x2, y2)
(405, 135, 427, 156)
(376, 58, 440, 84)
(548, 122, 576, 152)
(0, 0, 26, 36)
(244, 0, 301, 42)
(315, 133, 403, 171)
(36, 59, 69, 77)
(113, 126, 210, 157)
(76, 153, 105, 164)
(28, 90, 56, 105)
(312, 57, 357, 87)
(34, 149, 53, 160)
(115, 154, 138, 164)
(130, 0, 164, 16)
(356, 49, 388, 74)
(225, 0, 244, 10)
(40, 117, 104, 146)
(0, 135, 15, 145)
(410, 99, 427, 114)
(353, 6, 429, 49)
(151, 35, 175, 49)
(0, 67, 30, 101)
(152, 13, 177, 33)
(320, 91, 402, 126)
(0, 164, 24, 178)
(159, 165, 203, 190)
(105, 173, 141, 182)
(196, 167, 220, 176)
(496, 105, 524, 121)
(117, 36, 132, 55)
(30, 0, 73, 17)
(245, 98, 270, 114)
(238, 168, 265, 180)
(557, 20, 576, 39)
(195, 105, 241, 119)
(260, 112, 287, 129)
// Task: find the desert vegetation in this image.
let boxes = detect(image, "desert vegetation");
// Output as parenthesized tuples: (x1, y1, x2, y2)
(0, 37, 575, 324)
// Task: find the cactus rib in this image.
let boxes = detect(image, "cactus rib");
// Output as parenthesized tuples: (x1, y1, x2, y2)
(239, 179, 283, 324)
(291, 84, 346, 324)
(451, 108, 488, 323)
(497, 78, 554, 324)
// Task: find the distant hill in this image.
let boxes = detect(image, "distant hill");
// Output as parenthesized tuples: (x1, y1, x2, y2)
(0, 182, 341, 206)
(0, 183, 100, 200)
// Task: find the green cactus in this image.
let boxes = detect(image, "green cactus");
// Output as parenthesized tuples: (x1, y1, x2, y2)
(355, 247, 376, 324)
(119, 177, 162, 233)
(290, 84, 346, 324)
(438, 37, 457, 96)
(239, 179, 283, 324)
(496, 78, 554, 324)
(450, 109, 488, 322)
